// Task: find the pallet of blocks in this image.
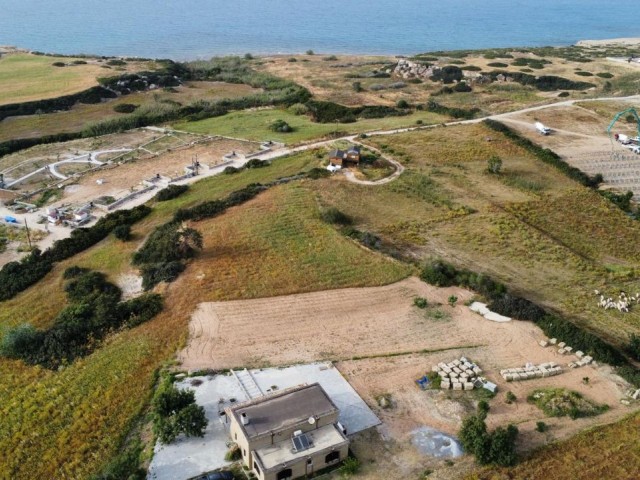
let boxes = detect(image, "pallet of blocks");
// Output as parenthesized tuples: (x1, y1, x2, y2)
(500, 362, 562, 381)
(432, 356, 482, 390)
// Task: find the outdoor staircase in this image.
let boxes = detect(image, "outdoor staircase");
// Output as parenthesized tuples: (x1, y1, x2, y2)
(232, 368, 264, 400)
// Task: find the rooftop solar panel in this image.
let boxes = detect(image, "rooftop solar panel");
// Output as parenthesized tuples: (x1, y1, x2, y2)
(292, 433, 311, 452)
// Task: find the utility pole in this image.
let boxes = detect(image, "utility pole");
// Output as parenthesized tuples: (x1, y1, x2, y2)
(24, 218, 32, 250)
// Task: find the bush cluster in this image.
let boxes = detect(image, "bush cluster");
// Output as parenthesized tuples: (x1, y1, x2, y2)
(306, 100, 407, 123)
(459, 405, 519, 466)
(0, 85, 117, 121)
(0, 205, 151, 301)
(155, 184, 189, 202)
(425, 100, 480, 119)
(430, 65, 463, 84)
(0, 269, 162, 369)
(113, 103, 139, 113)
(485, 71, 595, 91)
(152, 375, 208, 444)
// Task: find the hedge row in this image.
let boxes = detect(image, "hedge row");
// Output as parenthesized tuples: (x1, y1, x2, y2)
(0, 86, 117, 120)
(0, 205, 151, 302)
(420, 260, 639, 386)
(154, 184, 189, 202)
(306, 100, 407, 123)
(483, 120, 601, 187)
(0, 132, 84, 158)
(485, 71, 595, 91)
(426, 100, 480, 119)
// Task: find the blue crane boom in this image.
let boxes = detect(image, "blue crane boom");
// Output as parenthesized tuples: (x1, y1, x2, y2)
(607, 107, 640, 141)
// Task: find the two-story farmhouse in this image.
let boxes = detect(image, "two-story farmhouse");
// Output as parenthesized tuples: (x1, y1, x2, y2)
(225, 383, 349, 480)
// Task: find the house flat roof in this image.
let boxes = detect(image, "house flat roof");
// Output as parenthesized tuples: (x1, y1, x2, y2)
(254, 423, 348, 472)
(229, 383, 338, 439)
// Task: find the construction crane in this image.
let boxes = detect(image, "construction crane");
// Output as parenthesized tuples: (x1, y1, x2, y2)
(607, 107, 640, 145)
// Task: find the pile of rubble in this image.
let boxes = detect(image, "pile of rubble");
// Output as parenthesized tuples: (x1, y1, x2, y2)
(432, 356, 482, 391)
(501, 362, 562, 382)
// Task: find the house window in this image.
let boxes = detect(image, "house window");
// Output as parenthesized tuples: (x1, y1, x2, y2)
(234, 433, 237, 440)
(243, 449, 246, 458)
(325, 451, 340, 464)
(254, 461, 260, 474)
(277, 468, 293, 480)
(307, 458, 313, 465)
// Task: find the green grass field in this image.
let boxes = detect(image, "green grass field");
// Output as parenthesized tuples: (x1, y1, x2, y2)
(173, 107, 447, 143)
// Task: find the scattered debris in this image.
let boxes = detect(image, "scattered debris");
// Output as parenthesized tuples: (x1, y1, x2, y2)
(469, 301, 511, 322)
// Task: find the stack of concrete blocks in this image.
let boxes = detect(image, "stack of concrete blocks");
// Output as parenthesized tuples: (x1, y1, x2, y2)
(501, 362, 562, 381)
(432, 356, 482, 391)
(568, 355, 593, 369)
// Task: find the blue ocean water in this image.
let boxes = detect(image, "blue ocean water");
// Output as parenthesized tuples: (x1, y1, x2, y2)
(1, 0, 639, 60)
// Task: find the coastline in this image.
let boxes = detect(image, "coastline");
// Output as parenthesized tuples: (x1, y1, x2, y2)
(577, 37, 640, 47)
(4, 36, 640, 62)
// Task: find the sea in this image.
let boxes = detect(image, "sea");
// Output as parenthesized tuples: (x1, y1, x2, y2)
(1, 0, 639, 60)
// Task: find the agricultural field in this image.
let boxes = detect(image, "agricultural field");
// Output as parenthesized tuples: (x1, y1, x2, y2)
(0, 81, 261, 142)
(0, 52, 155, 105)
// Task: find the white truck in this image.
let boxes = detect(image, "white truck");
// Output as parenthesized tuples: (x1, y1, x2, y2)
(535, 122, 551, 135)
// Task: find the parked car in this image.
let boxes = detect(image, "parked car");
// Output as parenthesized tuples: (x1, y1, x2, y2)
(189, 471, 234, 480)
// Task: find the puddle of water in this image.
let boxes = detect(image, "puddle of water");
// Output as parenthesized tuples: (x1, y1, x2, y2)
(410, 426, 463, 458)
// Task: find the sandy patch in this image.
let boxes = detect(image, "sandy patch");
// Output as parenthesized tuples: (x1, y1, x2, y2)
(116, 273, 143, 300)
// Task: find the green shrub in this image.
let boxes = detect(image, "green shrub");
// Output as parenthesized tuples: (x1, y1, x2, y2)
(52, 62, 66, 67)
(225, 444, 242, 461)
(426, 100, 480, 119)
(89, 442, 145, 480)
(396, 99, 409, 109)
(461, 65, 482, 71)
(106, 59, 127, 66)
(528, 388, 609, 419)
(487, 155, 502, 174)
(487, 62, 509, 68)
(306, 50, 315, 55)
(596, 72, 614, 78)
(320, 207, 353, 226)
(352, 81, 363, 92)
(288, 102, 309, 115)
(430, 66, 463, 84)
(505, 391, 517, 404)
(155, 184, 189, 202)
(558, 91, 570, 97)
(223, 166, 240, 174)
(340, 457, 360, 476)
(323, 55, 338, 61)
(140, 261, 186, 290)
(113, 224, 132, 241)
(288, 57, 297, 63)
(575, 71, 594, 76)
(535, 421, 548, 433)
(413, 297, 428, 309)
(152, 376, 208, 444)
(269, 119, 293, 132)
(113, 103, 139, 113)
